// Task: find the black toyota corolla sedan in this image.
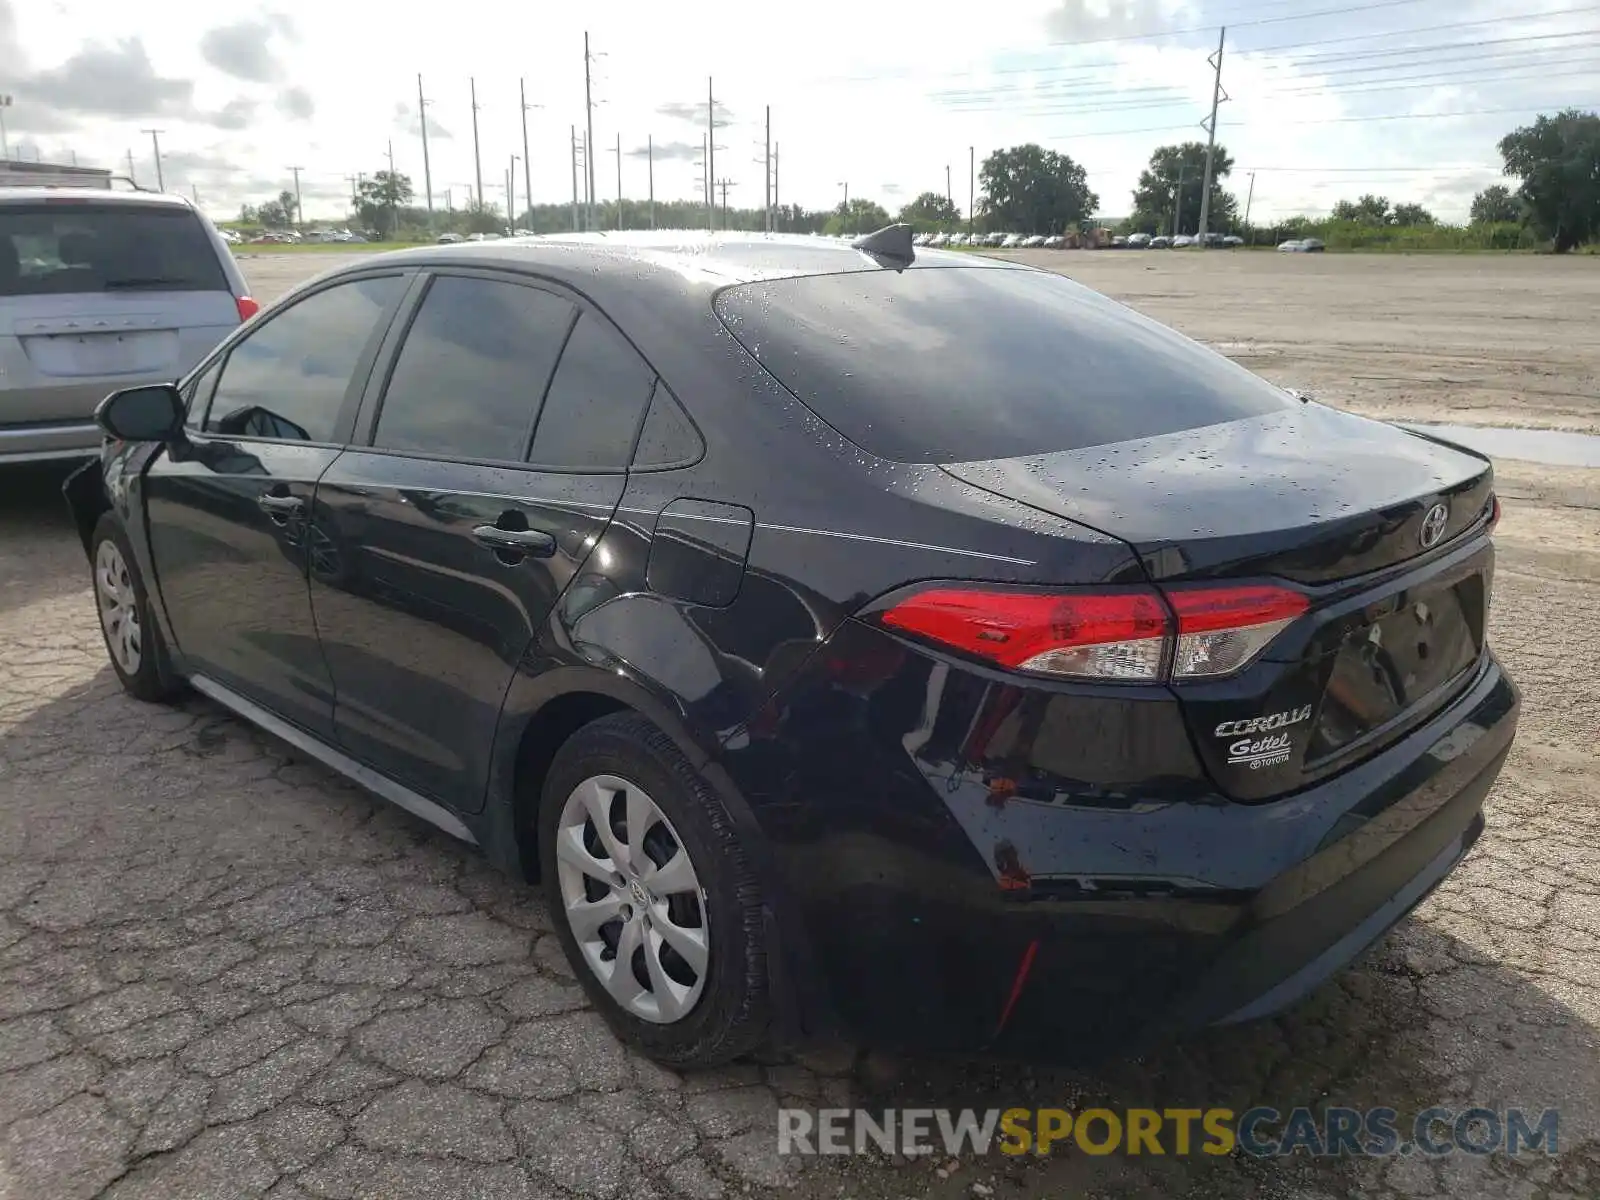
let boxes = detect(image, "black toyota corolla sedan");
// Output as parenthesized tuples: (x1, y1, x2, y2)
(65, 228, 1518, 1067)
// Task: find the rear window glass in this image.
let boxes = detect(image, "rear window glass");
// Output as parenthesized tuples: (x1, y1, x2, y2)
(713, 267, 1295, 462)
(0, 203, 227, 298)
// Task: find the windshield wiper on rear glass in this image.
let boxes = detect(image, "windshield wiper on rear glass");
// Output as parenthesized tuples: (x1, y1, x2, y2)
(101, 277, 199, 289)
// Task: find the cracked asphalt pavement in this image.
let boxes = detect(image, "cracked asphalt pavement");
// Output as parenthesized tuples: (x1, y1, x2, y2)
(1, 252, 1596, 1200)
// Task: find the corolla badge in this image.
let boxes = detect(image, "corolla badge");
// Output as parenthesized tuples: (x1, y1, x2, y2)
(1419, 502, 1450, 549)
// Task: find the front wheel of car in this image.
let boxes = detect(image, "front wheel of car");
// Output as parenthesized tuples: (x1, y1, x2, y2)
(90, 514, 183, 703)
(538, 712, 771, 1067)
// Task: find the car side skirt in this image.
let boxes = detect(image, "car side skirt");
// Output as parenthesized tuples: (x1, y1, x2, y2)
(188, 674, 480, 846)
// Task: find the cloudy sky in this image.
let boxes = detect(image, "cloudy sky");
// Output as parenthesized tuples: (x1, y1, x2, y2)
(1, 0, 1594, 222)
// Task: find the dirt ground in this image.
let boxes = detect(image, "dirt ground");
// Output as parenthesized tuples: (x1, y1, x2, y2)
(0, 250, 1596, 1200)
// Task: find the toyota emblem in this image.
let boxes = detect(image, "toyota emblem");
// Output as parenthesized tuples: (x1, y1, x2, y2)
(1419, 502, 1449, 549)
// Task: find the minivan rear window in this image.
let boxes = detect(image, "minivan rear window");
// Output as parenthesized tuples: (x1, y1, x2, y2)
(713, 266, 1295, 463)
(0, 203, 227, 298)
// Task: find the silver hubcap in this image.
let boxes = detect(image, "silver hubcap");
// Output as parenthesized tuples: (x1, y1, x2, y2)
(95, 540, 142, 675)
(555, 774, 709, 1024)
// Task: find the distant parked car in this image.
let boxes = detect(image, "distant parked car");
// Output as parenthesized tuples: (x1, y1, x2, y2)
(1278, 240, 1305, 252)
(437, 232, 464, 244)
(1126, 232, 1152, 248)
(1222, 235, 1244, 247)
(1172, 235, 1196, 248)
(1042, 235, 1064, 249)
(1301, 238, 1326, 253)
(1150, 235, 1172, 248)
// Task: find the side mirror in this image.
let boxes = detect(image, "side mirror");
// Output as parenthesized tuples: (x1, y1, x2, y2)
(95, 384, 185, 442)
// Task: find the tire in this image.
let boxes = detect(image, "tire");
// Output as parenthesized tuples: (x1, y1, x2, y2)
(538, 712, 770, 1067)
(90, 513, 184, 703)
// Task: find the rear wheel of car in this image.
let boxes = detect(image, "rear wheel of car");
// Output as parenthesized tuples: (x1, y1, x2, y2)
(538, 712, 770, 1067)
(91, 513, 183, 703)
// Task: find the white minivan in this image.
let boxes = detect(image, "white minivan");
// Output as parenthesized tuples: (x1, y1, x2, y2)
(1, 188, 255, 465)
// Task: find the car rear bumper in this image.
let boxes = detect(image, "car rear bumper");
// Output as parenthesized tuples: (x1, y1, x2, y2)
(1, 378, 154, 463)
(0, 419, 103, 463)
(726, 630, 1518, 1061)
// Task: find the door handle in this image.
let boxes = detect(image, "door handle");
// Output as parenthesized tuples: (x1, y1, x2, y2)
(257, 492, 304, 522)
(472, 525, 556, 559)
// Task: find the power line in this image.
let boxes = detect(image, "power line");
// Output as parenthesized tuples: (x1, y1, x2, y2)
(1047, 102, 1600, 139)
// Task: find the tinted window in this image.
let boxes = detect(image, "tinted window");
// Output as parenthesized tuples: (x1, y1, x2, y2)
(530, 312, 655, 470)
(0, 203, 227, 297)
(631, 384, 704, 469)
(206, 276, 403, 442)
(184, 358, 222, 426)
(372, 276, 575, 460)
(713, 267, 1296, 462)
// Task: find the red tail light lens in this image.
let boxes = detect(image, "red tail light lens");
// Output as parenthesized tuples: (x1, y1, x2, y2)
(1165, 585, 1309, 679)
(236, 296, 260, 322)
(878, 588, 1170, 680)
(875, 583, 1308, 682)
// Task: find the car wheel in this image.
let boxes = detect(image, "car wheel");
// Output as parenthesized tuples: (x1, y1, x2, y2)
(90, 513, 183, 703)
(538, 712, 770, 1067)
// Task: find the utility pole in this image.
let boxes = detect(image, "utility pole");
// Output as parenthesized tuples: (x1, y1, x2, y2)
(701, 131, 710, 230)
(946, 163, 952, 207)
(648, 135, 655, 229)
(125, 149, 137, 186)
(838, 181, 849, 233)
(570, 125, 580, 232)
(520, 79, 537, 234)
(0, 94, 10, 160)
(470, 77, 484, 210)
(385, 142, 397, 238)
(584, 34, 597, 231)
(1173, 166, 1186, 238)
(417, 74, 434, 222)
(706, 77, 715, 231)
(614, 133, 622, 230)
(717, 178, 734, 225)
(346, 174, 359, 210)
(191, 183, 200, 205)
(1243, 170, 1256, 241)
(773, 143, 780, 229)
(509, 155, 519, 233)
(142, 129, 164, 191)
(287, 165, 303, 231)
(1197, 27, 1228, 244)
(764, 106, 772, 232)
(968, 146, 975, 239)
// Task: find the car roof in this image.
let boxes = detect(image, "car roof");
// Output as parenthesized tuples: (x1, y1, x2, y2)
(0, 186, 197, 210)
(356, 229, 1023, 290)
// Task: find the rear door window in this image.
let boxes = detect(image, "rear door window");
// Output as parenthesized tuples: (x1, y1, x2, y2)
(0, 203, 227, 297)
(713, 267, 1296, 462)
(528, 312, 656, 471)
(370, 275, 576, 461)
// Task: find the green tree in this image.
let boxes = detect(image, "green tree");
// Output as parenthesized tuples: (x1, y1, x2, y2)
(897, 191, 960, 229)
(1331, 194, 1391, 224)
(1390, 202, 1435, 227)
(355, 171, 415, 240)
(1469, 184, 1522, 225)
(1498, 108, 1600, 252)
(824, 198, 891, 236)
(1128, 142, 1236, 235)
(253, 190, 299, 228)
(981, 144, 1097, 234)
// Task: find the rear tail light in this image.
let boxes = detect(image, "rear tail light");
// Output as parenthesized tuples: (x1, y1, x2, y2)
(874, 583, 1307, 683)
(236, 296, 260, 322)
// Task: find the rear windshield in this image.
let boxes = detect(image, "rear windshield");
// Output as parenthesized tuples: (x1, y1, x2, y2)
(714, 266, 1294, 462)
(0, 203, 227, 298)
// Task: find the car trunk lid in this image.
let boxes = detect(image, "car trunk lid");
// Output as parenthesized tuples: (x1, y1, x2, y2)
(942, 404, 1497, 800)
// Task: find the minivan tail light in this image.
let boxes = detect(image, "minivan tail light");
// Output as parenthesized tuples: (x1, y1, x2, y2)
(236, 296, 260, 322)
(1165, 585, 1309, 679)
(874, 583, 1308, 682)
(877, 588, 1170, 681)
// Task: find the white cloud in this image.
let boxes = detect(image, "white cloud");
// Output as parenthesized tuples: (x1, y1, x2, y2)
(1, 0, 1588, 221)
